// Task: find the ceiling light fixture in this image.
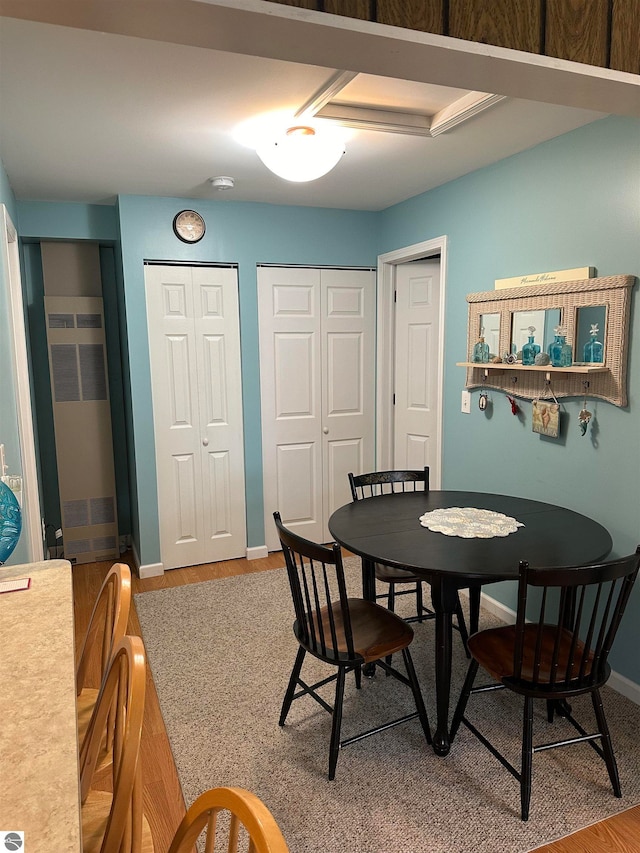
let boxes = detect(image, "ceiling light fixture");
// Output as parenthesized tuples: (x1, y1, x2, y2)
(256, 125, 345, 182)
(209, 176, 235, 190)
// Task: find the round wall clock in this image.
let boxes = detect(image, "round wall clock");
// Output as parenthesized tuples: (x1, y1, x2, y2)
(173, 209, 206, 243)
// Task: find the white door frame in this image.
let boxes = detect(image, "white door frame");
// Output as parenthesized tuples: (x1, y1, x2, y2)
(1, 205, 44, 561)
(376, 236, 447, 487)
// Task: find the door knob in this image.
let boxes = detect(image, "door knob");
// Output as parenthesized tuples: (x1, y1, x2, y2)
(323, 427, 329, 434)
(202, 438, 209, 446)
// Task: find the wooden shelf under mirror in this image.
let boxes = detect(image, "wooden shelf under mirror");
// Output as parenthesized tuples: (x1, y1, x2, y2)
(457, 363, 609, 380)
(462, 275, 636, 406)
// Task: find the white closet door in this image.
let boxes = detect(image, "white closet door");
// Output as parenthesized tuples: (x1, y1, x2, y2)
(393, 259, 441, 471)
(258, 266, 375, 552)
(258, 267, 323, 548)
(145, 264, 246, 570)
(321, 268, 375, 528)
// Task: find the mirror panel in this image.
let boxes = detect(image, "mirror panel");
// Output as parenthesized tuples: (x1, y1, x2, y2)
(575, 305, 606, 363)
(480, 313, 500, 359)
(511, 308, 561, 357)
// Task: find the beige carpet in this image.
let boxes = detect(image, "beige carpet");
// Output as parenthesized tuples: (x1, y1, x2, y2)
(134, 559, 640, 853)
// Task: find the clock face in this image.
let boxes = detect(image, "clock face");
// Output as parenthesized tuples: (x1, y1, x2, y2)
(173, 210, 205, 243)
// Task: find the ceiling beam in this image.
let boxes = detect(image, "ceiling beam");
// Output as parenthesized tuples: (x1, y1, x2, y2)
(1, 0, 638, 117)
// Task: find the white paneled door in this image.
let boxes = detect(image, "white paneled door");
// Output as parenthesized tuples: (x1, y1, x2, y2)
(258, 266, 375, 551)
(145, 264, 246, 570)
(393, 259, 442, 471)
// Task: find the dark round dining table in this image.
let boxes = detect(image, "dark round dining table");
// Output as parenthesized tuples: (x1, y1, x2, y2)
(328, 490, 612, 756)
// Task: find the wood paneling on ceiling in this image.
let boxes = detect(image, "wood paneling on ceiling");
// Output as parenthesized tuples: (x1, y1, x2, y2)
(263, 0, 639, 74)
(323, 0, 373, 20)
(449, 0, 542, 53)
(545, 0, 610, 66)
(376, 0, 445, 33)
(610, 0, 640, 73)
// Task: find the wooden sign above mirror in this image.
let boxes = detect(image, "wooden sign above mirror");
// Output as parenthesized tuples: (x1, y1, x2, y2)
(459, 275, 636, 407)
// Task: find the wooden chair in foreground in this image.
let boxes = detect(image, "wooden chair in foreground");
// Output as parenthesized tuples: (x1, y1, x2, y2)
(76, 562, 132, 750)
(450, 547, 640, 820)
(274, 511, 431, 780)
(167, 787, 289, 853)
(80, 634, 152, 853)
(348, 468, 476, 654)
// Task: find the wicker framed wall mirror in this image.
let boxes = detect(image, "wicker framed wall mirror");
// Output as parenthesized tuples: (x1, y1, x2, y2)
(461, 275, 636, 406)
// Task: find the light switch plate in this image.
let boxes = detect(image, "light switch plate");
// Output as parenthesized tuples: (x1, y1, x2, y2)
(461, 389, 471, 414)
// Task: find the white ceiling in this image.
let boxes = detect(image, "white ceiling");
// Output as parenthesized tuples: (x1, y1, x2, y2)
(0, 2, 629, 211)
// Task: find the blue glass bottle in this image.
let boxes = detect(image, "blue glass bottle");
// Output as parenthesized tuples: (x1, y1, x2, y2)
(583, 324, 603, 363)
(521, 326, 541, 366)
(559, 335, 573, 367)
(548, 326, 563, 367)
(472, 329, 489, 363)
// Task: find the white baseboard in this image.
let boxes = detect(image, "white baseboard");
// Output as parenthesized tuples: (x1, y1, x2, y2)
(131, 541, 164, 578)
(461, 589, 640, 707)
(246, 545, 269, 560)
(138, 561, 164, 579)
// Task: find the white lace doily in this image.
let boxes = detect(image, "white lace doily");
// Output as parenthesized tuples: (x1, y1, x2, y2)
(418, 507, 524, 538)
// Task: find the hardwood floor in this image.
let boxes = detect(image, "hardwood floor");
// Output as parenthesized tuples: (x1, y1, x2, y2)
(73, 553, 640, 852)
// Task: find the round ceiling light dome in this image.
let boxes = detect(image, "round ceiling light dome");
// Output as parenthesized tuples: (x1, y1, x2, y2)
(256, 125, 346, 183)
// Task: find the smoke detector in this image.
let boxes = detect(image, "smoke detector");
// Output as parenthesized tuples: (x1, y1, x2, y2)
(209, 176, 235, 191)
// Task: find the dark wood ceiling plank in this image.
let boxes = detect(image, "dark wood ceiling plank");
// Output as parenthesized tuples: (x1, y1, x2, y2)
(376, 0, 445, 34)
(610, 0, 640, 73)
(545, 0, 610, 66)
(448, 0, 543, 53)
(323, 0, 373, 21)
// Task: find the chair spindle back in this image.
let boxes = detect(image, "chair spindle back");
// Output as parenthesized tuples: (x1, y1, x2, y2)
(349, 467, 429, 502)
(512, 548, 640, 693)
(273, 511, 356, 664)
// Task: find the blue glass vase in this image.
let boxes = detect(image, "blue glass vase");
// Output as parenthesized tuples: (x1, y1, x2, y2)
(583, 327, 603, 363)
(548, 334, 564, 367)
(522, 334, 540, 366)
(0, 479, 22, 565)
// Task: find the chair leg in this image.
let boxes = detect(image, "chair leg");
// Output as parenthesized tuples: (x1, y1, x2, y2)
(279, 646, 306, 726)
(402, 647, 432, 745)
(455, 595, 471, 659)
(591, 689, 622, 797)
(468, 585, 481, 636)
(450, 658, 479, 741)
(415, 582, 425, 622)
(546, 699, 555, 723)
(521, 697, 534, 821)
(328, 667, 346, 781)
(384, 584, 396, 670)
(354, 664, 362, 690)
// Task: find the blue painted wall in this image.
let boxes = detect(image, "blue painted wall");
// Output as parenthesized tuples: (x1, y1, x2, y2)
(117, 196, 379, 563)
(378, 115, 640, 681)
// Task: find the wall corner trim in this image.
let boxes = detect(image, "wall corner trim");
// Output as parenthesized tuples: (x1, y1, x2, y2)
(246, 545, 269, 560)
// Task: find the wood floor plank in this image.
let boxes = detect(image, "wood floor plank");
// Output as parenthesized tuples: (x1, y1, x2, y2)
(73, 552, 640, 853)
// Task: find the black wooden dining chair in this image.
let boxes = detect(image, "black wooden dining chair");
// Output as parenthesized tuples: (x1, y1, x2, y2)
(348, 468, 475, 655)
(273, 511, 432, 780)
(450, 547, 640, 820)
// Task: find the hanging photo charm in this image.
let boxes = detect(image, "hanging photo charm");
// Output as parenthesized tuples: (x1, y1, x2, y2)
(532, 380, 561, 438)
(479, 391, 488, 411)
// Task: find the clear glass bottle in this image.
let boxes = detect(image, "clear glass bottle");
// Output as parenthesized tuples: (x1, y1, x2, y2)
(472, 328, 490, 363)
(583, 324, 603, 363)
(521, 326, 541, 366)
(548, 326, 563, 367)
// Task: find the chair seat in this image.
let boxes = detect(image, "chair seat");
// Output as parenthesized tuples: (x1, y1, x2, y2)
(374, 564, 420, 584)
(82, 789, 154, 853)
(310, 598, 414, 663)
(469, 623, 595, 684)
